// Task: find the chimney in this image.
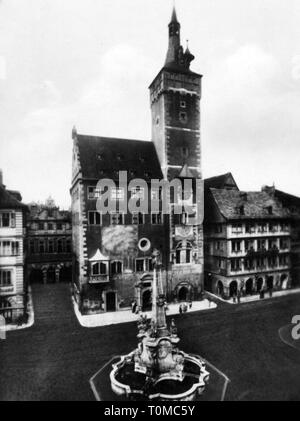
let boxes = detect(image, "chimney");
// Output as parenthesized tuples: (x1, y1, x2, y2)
(0, 169, 3, 187)
(262, 185, 275, 197)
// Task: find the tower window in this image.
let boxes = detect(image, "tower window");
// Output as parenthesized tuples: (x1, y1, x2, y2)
(181, 147, 189, 158)
(156, 116, 160, 125)
(179, 112, 187, 123)
(180, 101, 186, 108)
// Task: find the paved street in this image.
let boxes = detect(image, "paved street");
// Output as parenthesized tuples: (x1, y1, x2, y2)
(0, 284, 300, 401)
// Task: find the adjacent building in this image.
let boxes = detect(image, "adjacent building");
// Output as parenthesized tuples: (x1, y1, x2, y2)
(0, 170, 28, 323)
(71, 7, 204, 314)
(267, 187, 300, 287)
(204, 174, 292, 298)
(26, 198, 72, 285)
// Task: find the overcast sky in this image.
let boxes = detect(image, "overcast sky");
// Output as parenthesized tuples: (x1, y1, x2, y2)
(0, 0, 300, 208)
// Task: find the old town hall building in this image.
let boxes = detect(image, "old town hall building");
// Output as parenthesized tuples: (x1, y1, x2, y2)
(71, 8, 204, 314)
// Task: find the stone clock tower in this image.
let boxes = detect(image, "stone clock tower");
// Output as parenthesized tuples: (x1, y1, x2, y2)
(149, 6, 202, 181)
(149, 6, 204, 300)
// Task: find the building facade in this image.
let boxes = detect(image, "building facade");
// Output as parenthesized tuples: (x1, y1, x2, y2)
(71, 7, 204, 314)
(0, 170, 28, 323)
(204, 178, 291, 298)
(26, 198, 72, 285)
(269, 187, 300, 287)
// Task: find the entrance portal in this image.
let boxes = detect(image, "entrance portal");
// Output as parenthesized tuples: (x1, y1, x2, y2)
(142, 289, 152, 312)
(47, 267, 56, 284)
(178, 286, 189, 302)
(59, 266, 72, 283)
(106, 292, 116, 312)
(245, 278, 253, 295)
(256, 277, 263, 293)
(267, 276, 274, 290)
(217, 281, 224, 297)
(229, 281, 238, 297)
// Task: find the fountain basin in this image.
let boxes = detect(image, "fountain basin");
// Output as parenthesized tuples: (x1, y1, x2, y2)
(110, 349, 209, 401)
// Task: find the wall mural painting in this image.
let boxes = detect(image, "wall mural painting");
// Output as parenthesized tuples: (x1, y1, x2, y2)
(102, 226, 138, 269)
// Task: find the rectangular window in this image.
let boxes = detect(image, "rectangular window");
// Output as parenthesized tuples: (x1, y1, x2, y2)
(92, 262, 107, 276)
(245, 240, 254, 252)
(12, 242, 19, 256)
(39, 240, 45, 253)
(57, 223, 63, 230)
(179, 111, 187, 123)
(231, 224, 243, 234)
(111, 261, 122, 275)
(0, 212, 11, 227)
(29, 240, 35, 254)
(151, 213, 163, 225)
(231, 259, 241, 271)
(48, 239, 54, 253)
(131, 187, 145, 200)
(214, 224, 222, 234)
(38, 223, 44, 231)
(48, 223, 54, 231)
(245, 223, 255, 234)
(110, 213, 124, 225)
(88, 186, 102, 200)
(136, 259, 146, 272)
(0, 270, 12, 286)
(257, 239, 266, 250)
(132, 212, 144, 225)
(66, 239, 72, 253)
(88, 211, 102, 225)
(111, 188, 125, 201)
(231, 240, 241, 253)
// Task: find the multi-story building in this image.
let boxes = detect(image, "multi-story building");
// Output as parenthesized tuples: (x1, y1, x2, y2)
(0, 170, 28, 323)
(26, 198, 72, 284)
(266, 186, 300, 287)
(71, 7, 204, 314)
(204, 178, 291, 298)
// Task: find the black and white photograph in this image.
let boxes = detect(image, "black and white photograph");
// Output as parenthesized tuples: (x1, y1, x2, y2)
(0, 0, 300, 405)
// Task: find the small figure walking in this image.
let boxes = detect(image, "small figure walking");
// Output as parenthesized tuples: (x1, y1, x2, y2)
(189, 300, 192, 309)
(179, 304, 183, 315)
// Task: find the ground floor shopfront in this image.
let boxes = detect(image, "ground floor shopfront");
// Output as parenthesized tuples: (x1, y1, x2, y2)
(74, 264, 204, 315)
(207, 270, 291, 299)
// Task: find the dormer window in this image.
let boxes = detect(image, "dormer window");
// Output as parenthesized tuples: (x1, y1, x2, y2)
(239, 205, 245, 215)
(267, 206, 273, 215)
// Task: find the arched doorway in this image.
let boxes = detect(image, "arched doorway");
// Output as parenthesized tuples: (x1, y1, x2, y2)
(59, 266, 72, 283)
(245, 278, 253, 295)
(106, 292, 116, 312)
(229, 281, 238, 297)
(47, 267, 56, 284)
(217, 281, 224, 297)
(280, 274, 288, 290)
(29, 268, 43, 284)
(178, 286, 189, 302)
(142, 289, 152, 311)
(267, 276, 274, 290)
(256, 277, 263, 293)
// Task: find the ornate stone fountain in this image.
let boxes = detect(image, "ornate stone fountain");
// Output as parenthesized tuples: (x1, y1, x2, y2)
(110, 250, 209, 401)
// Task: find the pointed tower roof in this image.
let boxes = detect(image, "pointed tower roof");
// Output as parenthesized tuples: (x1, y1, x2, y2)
(170, 5, 178, 23)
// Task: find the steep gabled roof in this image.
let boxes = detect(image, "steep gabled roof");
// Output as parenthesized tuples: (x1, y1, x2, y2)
(210, 188, 290, 220)
(0, 185, 28, 211)
(76, 135, 163, 181)
(204, 172, 239, 191)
